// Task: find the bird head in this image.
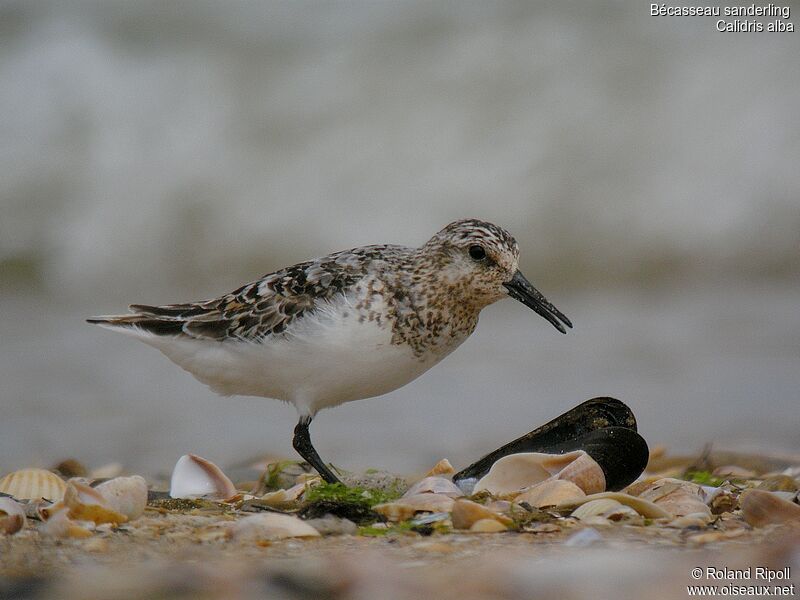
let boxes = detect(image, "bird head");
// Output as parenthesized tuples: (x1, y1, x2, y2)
(423, 219, 572, 333)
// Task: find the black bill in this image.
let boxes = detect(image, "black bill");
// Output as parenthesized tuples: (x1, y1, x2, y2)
(503, 270, 573, 334)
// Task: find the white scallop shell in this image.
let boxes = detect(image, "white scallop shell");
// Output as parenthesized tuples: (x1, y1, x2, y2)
(169, 454, 238, 501)
(0, 468, 66, 502)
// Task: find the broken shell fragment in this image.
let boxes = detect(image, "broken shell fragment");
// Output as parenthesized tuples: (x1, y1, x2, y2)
(638, 478, 711, 518)
(757, 475, 799, 492)
(473, 450, 604, 496)
(228, 513, 321, 542)
(740, 489, 800, 528)
(553, 452, 606, 494)
(469, 518, 508, 533)
(667, 513, 714, 528)
(95, 476, 148, 520)
(424, 459, 455, 477)
(451, 499, 513, 530)
(304, 516, 358, 536)
(712, 465, 756, 479)
(373, 494, 455, 522)
(169, 454, 238, 501)
(0, 497, 26, 535)
(515, 480, 586, 508)
(38, 509, 93, 539)
(571, 499, 624, 521)
(0, 468, 66, 502)
(258, 482, 308, 508)
(64, 480, 128, 525)
(557, 492, 672, 519)
(89, 463, 124, 480)
(403, 477, 463, 498)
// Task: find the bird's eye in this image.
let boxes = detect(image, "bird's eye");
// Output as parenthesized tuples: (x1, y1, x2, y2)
(468, 245, 486, 261)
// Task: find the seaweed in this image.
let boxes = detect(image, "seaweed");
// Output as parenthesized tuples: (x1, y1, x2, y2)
(299, 482, 403, 525)
(683, 470, 726, 487)
(304, 482, 401, 507)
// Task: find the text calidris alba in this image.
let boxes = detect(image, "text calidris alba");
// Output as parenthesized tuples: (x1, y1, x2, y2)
(88, 219, 572, 483)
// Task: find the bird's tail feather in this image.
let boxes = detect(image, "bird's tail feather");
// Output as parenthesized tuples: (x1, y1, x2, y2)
(86, 314, 185, 336)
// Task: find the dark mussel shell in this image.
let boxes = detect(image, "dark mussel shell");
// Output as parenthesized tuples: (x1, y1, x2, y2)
(544, 426, 649, 491)
(453, 397, 648, 490)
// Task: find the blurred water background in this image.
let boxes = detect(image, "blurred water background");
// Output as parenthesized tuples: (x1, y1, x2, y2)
(1, 1, 798, 476)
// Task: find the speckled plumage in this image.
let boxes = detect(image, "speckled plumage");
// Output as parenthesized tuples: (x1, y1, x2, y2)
(92, 219, 526, 358)
(89, 219, 571, 482)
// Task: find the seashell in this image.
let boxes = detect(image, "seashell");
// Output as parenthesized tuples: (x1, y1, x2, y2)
(38, 508, 93, 539)
(304, 516, 358, 536)
(259, 482, 308, 508)
(63, 480, 127, 525)
(740, 489, 800, 528)
(602, 504, 640, 522)
(525, 522, 561, 534)
(474, 450, 605, 496)
(454, 397, 638, 482)
(712, 465, 756, 479)
(485, 500, 512, 513)
(425, 459, 455, 477)
(95, 476, 148, 520)
(373, 494, 455, 522)
(0, 468, 66, 502)
(579, 515, 613, 527)
(623, 476, 662, 497)
(404, 477, 463, 498)
(553, 453, 606, 494)
(666, 513, 714, 529)
(469, 518, 508, 533)
(556, 492, 672, 519)
(564, 527, 604, 547)
(0, 497, 26, 535)
(451, 498, 513, 530)
(515, 480, 586, 508)
(638, 478, 710, 518)
(89, 463, 124, 480)
(703, 487, 737, 514)
(473, 453, 555, 495)
(53, 459, 88, 479)
(228, 513, 321, 542)
(169, 454, 238, 501)
(571, 499, 624, 520)
(769, 491, 799, 503)
(757, 475, 799, 492)
(455, 478, 477, 496)
(294, 473, 321, 485)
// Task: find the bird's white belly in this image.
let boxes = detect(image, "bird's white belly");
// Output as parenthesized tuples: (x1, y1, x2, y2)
(140, 295, 464, 415)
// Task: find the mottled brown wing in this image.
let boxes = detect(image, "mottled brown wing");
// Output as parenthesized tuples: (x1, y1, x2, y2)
(103, 247, 396, 341)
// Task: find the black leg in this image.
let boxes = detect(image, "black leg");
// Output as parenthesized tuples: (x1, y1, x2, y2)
(293, 416, 341, 484)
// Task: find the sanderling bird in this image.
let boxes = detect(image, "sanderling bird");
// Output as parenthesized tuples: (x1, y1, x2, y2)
(88, 219, 571, 483)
